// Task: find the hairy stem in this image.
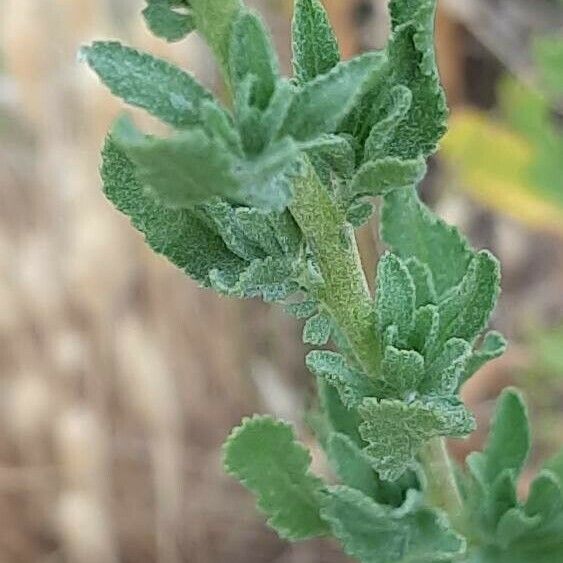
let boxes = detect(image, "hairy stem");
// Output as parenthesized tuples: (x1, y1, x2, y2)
(419, 438, 464, 525)
(291, 160, 464, 527)
(290, 159, 382, 377)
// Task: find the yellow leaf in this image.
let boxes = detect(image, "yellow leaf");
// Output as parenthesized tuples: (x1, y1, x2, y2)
(441, 110, 563, 235)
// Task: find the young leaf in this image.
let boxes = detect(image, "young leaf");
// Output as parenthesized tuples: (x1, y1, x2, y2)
(321, 486, 465, 563)
(284, 299, 318, 319)
(303, 313, 332, 345)
(476, 388, 531, 484)
(384, 0, 448, 159)
(437, 250, 501, 345)
(189, 0, 243, 71)
(359, 397, 474, 481)
(292, 0, 340, 84)
(381, 188, 473, 297)
(409, 304, 440, 356)
(350, 157, 427, 198)
(101, 135, 246, 287)
(143, 0, 196, 42)
(525, 470, 563, 521)
(113, 118, 242, 208)
(306, 351, 376, 408)
(280, 51, 385, 142)
(376, 252, 416, 339)
(229, 9, 279, 110)
(223, 415, 329, 540)
(327, 433, 380, 498)
(422, 338, 471, 395)
(461, 331, 507, 386)
(405, 257, 437, 307)
(363, 85, 412, 162)
(80, 41, 212, 127)
(380, 346, 425, 399)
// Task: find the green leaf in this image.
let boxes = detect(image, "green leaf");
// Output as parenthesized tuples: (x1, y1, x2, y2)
(544, 449, 563, 488)
(343, 0, 447, 158)
(223, 415, 329, 540)
(381, 188, 473, 297)
(143, 0, 196, 42)
(281, 51, 385, 142)
(346, 200, 375, 228)
(359, 397, 474, 481)
(376, 252, 416, 340)
(101, 135, 246, 287)
(525, 470, 563, 522)
(303, 313, 332, 345)
(284, 299, 318, 319)
(321, 487, 465, 563)
(422, 338, 471, 395)
(363, 85, 412, 162)
(383, 0, 448, 159)
(380, 346, 425, 399)
(473, 388, 530, 485)
(405, 258, 437, 307)
(350, 157, 427, 198)
(306, 351, 376, 409)
(292, 0, 340, 84)
(496, 508, 540, 549)
(437, 251, 501, 345)
(461, 331, 507, 386)
(189, 0, 243, 71)
(318, 379, 364, 446)
(80, 41, 212, 127)
(327, 433, 380, 498)
(229, 9, 279, 110)
(113, 118, 241, 208)
(409, 304, 440, 356)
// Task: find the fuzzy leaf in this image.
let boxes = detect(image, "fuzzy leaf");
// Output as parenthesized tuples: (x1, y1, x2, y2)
(461, 331, 507, 386)
(143, 0, 196, 42)
(223, 415, 329, 540)
(360, 397, 474, 480)
(284, 299, 318, 319)
(376, 252, 416, 340)
(472, 388, 530, 485)
(321, 487, 465, 563)
(408, 305, 438, 355)
(363, 85, 412, 162)
(327, 433, 380, 498)
(229, 10, 279, 110)
(292, 0, 340, 84)
(346, 200, 375, 228)
(405, 258, 437, 307)
(189, 0, 243, 70)
(101, 136, 246, 287)
(350, 157, 427, 198)
(306, 351, 376, 409)
(81, 41, 212, 127)
(303, 313, 332, 345)
(381, 188, 473, 297)
(281, 52, 385, 142)
(380, 346, 425, 399)
(113, 118, 241, 207)
(437, 251, 501, 345)
(423, 338, 472, 395)
(496, 508, 540, 549)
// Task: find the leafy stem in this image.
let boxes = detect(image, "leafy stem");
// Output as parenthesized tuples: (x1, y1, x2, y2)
(290, 158, 382, 378)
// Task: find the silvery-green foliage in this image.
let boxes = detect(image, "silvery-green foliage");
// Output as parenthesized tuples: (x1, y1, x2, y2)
(83, 0, 558, 561)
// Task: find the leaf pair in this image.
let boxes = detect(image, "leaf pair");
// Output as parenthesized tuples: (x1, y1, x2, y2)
(463, 389, 563, 562)
(101, 138, 303, 301)
(224, 416, 465, 562)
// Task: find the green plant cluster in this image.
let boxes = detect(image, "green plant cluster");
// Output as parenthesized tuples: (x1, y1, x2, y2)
(83, 0, 563, 560)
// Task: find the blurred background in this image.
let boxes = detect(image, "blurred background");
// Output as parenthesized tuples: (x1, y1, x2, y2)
(0, 0, 562, 561)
